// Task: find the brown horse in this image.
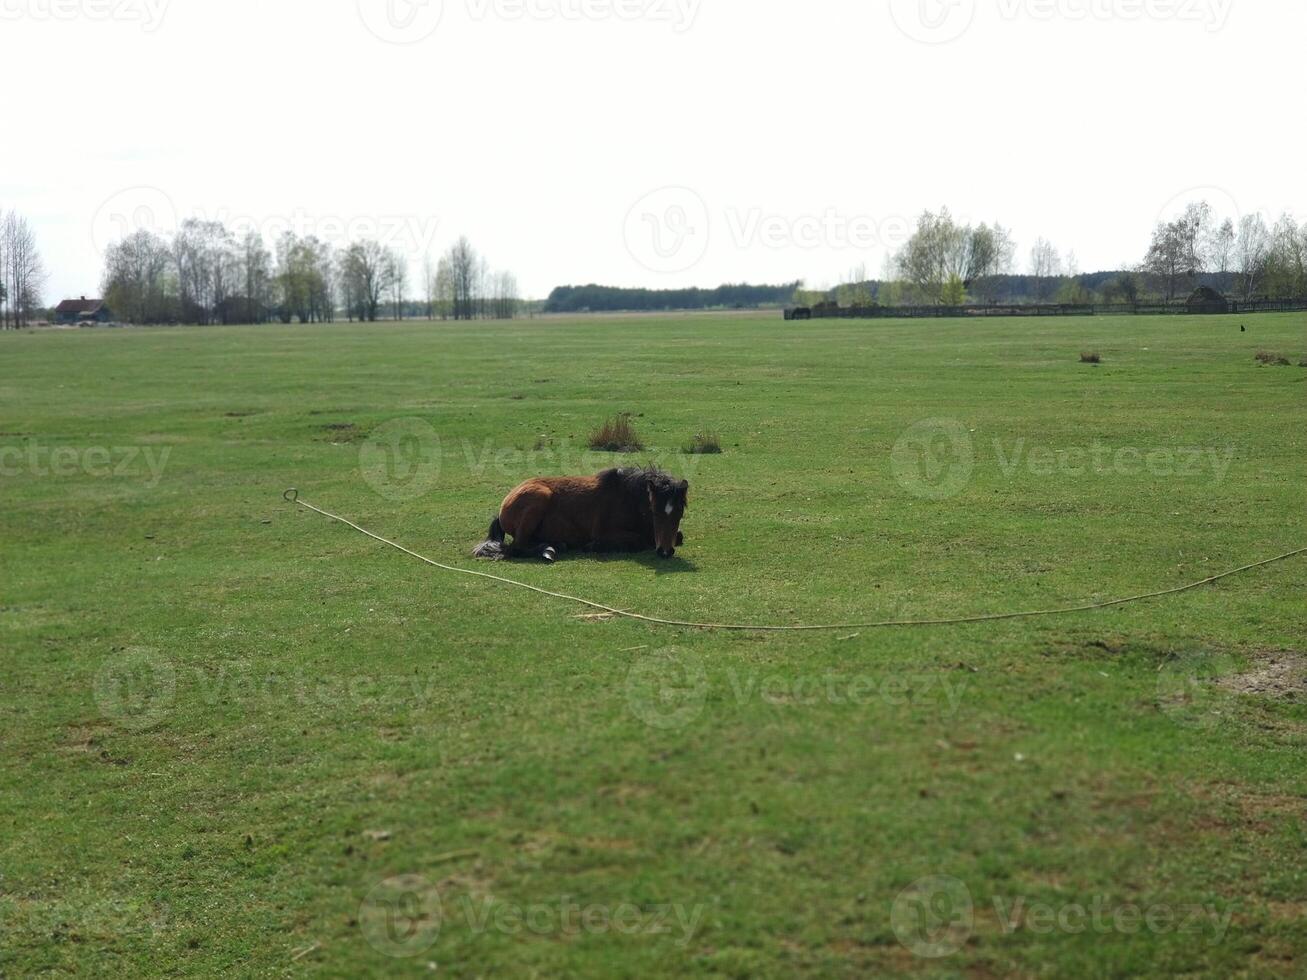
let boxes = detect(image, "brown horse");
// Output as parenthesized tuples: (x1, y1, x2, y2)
(473, 467, 689, 562)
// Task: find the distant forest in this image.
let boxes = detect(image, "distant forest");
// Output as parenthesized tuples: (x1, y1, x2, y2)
(543, 282, 800, 313)
(548, 201, 1305, 314)
(819, 270, 1248, 308)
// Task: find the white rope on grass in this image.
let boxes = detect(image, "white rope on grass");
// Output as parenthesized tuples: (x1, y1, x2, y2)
(283, 489, 1306, 633)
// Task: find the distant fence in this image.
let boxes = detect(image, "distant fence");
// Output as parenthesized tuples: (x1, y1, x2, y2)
(783, 298, 1307, 321)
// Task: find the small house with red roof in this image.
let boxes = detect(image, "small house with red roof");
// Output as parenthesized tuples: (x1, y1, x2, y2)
(54, 297, 112, 324)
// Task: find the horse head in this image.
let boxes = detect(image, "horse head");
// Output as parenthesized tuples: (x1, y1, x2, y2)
(646, 471, 689, 558)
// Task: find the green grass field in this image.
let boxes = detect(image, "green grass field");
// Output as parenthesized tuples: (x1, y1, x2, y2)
(2, 312, 1305, 977)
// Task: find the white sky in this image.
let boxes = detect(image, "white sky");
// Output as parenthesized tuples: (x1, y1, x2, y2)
(4, 0, 1305, 302)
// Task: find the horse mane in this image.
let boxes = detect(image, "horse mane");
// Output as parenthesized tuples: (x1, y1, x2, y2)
(597, 466, 683, 504)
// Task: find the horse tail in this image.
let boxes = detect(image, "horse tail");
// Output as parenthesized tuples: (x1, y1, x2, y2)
(472, 517, 507, 560)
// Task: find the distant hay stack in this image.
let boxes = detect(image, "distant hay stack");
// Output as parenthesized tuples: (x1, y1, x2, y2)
(1185, 286, 1229, 314)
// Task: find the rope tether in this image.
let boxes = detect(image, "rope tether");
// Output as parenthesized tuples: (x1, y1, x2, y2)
(282, 489, 1306, 632)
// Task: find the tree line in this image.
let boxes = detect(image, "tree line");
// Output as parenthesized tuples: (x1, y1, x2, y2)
(0, 209, 48, 329)
(7, 200, 1304, 325)
(817, 203, 1307, 308)
(1140, 202, 1306, 303)
(101, 221, 520, 325)
(544, 282, 800, 313)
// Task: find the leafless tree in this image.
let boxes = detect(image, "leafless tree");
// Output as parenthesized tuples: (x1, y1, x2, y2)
(386, 248, 408, 320)
(102, 228, 174, 324)
(1208, 218, 1236, 275)
(968, 223, 1016, 302)
(1234, 214, 1271, 301)
(0, 209, 9, 328)
(422, 253, 435, 319)
(239, 230, 272, 323)
(1029, 238, 1062, 300)
(0, 210, 48, 327)
(490, 270, 520, 319)
(434, 255, 454, 319)
(1143, 203, 1211, 301)
(340, 240, 391, 321)
(444, 236, 481, 320)
(1264, 212, 1307, 298)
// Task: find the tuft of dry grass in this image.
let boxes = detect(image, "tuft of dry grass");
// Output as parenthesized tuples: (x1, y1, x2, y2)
(1255, 351, 1291, 366)
(1080, 352, 1102, 364)
(588, 414, 643, 453)
(683, 432, 723, 455)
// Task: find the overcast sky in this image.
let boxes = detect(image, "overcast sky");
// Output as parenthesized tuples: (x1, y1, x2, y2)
(5, 0, 1304, 302)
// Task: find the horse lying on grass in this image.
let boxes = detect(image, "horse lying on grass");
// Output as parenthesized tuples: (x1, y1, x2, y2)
(473, 467, 689, 562)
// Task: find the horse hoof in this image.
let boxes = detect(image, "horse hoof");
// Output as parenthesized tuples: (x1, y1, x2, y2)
(542, 547, 557, 563)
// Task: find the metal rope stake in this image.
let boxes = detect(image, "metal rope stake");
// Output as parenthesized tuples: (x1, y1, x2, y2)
(282, 490, 1306, 633)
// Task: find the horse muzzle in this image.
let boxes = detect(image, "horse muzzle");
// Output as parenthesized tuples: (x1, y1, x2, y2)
(657, 547, 676, 559)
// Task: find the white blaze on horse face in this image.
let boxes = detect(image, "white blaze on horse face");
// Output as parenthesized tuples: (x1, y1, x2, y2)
(665, 502, 674, 515)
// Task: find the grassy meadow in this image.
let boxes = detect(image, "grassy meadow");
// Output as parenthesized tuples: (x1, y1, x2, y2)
(1, 311, 1305, 977)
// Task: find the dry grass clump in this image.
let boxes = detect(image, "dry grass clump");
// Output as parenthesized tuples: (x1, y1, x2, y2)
(1080, 352, 1102, 364)
(683, 432, 723, 455)
(588, 414, 644, 452)
(1255, 350, 1291, 366)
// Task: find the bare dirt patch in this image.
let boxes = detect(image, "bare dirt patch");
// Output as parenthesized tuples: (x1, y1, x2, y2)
(319, 422, 366, 444)
(1218, 650, 1307, 702)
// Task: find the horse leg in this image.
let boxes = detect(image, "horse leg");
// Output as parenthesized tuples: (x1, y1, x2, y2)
(520, 537, 560, 563)
(507, 501, 558, 562)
